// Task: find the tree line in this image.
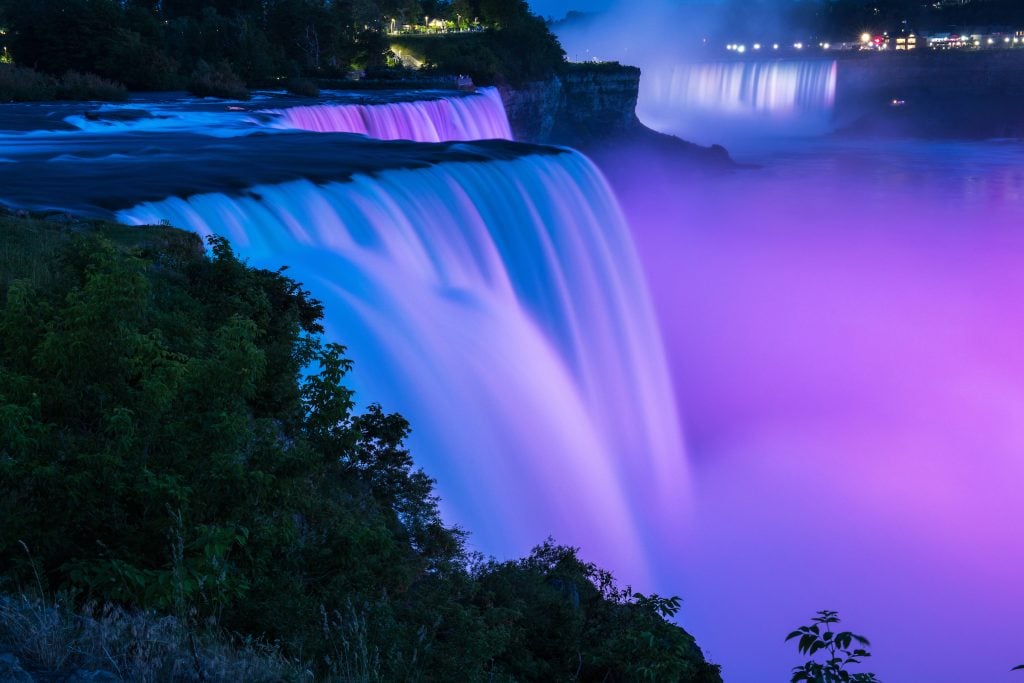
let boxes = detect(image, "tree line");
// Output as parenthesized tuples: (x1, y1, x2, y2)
(0, 0, 564, 91)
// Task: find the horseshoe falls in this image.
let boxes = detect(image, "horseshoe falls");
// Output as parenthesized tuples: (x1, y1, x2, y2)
(639, 59, 837, 143)
(115, 148, 687, 582)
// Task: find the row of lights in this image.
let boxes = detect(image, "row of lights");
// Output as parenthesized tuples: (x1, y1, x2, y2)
(724, 41, 811, 52)
(725, 30, 1024, 54)
(726, 41, 826, 53)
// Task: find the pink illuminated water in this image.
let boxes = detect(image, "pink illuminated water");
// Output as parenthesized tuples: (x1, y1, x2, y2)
(117, 151, 686, 584)
(262, 87, 513, 141)
(8, 77, 1024, 682)
(598, 136, 1024, 682)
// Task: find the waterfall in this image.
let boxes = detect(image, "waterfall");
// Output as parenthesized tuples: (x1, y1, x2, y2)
(639, 59, 837, 140)
(117, 149, 686, 581)
(55, 88, 511, 142)
(263, 87, 513, 142)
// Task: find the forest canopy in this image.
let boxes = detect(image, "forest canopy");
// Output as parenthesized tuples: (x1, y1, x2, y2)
(0, 0, 565, 90)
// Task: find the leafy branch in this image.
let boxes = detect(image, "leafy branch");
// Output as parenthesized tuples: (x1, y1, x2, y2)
(786, 610, 880, 683)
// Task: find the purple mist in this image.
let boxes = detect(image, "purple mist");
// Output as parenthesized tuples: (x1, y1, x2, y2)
(598, 135, 1024, 682)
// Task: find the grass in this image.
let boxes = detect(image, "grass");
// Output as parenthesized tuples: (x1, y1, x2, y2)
(0, 591, 303, 682)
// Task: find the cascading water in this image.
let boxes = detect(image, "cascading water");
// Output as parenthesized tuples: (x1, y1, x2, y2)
(46, 88, 512, 142)
(116, 149, 686, 582)
(263, 87, 513, 141)
(639, 59, 837, 142)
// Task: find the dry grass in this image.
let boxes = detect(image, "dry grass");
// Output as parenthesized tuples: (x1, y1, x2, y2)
(0, 592, 305, 682)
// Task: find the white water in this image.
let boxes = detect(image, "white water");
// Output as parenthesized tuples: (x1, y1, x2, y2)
(261, 87, 513, 141)
(117, 150, 686, 582)
(48, 88, 512, 142)
(639, 60, 838, 143)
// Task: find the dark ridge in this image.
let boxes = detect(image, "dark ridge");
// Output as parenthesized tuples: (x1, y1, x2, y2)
(0, 131, 565, 217)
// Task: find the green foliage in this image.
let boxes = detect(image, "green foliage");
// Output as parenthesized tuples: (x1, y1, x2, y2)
(392, 1, 564, 85)
(54, 71, 127, 101)
(787, 610, 880, 683)
(0, 0, 565, 94)
(187, 60, 250, 99)
(0, 65, 126, 102)
(472, 540, 723, 682)
(0, 217, 720, 680)
(0, 63, 55, 101)
(284, 76, 319, 97)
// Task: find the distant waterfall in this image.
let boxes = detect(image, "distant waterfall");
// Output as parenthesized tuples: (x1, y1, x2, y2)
(264, 87, 513, 141)
(118, 150, 686, 581)
(639, 60, 837, 140)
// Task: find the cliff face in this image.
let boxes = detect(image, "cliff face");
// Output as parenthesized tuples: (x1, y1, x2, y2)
(499, 64, 642, 146)
(501, 64, 733, 168)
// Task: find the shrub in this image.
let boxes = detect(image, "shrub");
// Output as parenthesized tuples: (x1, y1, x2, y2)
(187, 60, 249, 100)
(0, 63, 55, 102)
(284, 76, 319, 97)
(787, 610, 880, 683)
(54, 70, 127, 101)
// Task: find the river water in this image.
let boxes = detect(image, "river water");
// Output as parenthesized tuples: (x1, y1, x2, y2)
(3, 79, 1023, 682)
(601, 128, 1024, 682)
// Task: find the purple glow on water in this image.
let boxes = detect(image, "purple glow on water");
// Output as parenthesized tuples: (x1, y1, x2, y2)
(262, 87, 513, 141)
(601, 137, 1024, 682)
(117, 151, 686, 584)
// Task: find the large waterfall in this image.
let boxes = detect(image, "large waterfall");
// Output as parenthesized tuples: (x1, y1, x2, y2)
(116, 149, 686, 581)
(263, 87, 513, 141)
(0, 88, 682, 582)
(639, 59, 837, 141)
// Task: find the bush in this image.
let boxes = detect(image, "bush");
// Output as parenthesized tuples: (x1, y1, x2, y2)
(0, 63, 55, 102)
(54, 70, 127, 101)
(186, 60, 249, 100)
(284, 76, 319, 97)
(0, 65, 124, 102)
